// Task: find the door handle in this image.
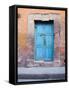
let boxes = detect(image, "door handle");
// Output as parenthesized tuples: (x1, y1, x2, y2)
(40, 34, 46, 46)
(43, 38, 46, 46)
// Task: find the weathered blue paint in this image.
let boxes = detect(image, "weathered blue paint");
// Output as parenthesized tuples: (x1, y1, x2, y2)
(35, 21, 54, 61)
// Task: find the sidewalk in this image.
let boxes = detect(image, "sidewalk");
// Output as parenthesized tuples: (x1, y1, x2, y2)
(18, 67, 65, 75)
(18, 67, 65, 82)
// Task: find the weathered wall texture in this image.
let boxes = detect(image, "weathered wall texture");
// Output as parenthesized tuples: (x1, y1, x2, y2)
(18, 8, 65, 67)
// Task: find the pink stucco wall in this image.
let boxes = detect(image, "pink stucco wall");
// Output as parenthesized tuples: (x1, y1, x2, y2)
(17, 8, 65, 67)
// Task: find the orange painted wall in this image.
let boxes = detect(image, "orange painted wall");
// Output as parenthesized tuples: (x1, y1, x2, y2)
(18, 8, 65, 49)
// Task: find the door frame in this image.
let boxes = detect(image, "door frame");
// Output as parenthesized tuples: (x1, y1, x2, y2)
(28, 13, 61, 63)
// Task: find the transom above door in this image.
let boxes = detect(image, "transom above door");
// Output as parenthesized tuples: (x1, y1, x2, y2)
(35, 20, 54, 61)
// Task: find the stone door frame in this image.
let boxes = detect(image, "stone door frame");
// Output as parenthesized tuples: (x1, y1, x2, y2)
(28, 13, 61, 64)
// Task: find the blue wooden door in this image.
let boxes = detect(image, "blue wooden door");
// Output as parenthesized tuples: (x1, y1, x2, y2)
(35, 21, 54, 61)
